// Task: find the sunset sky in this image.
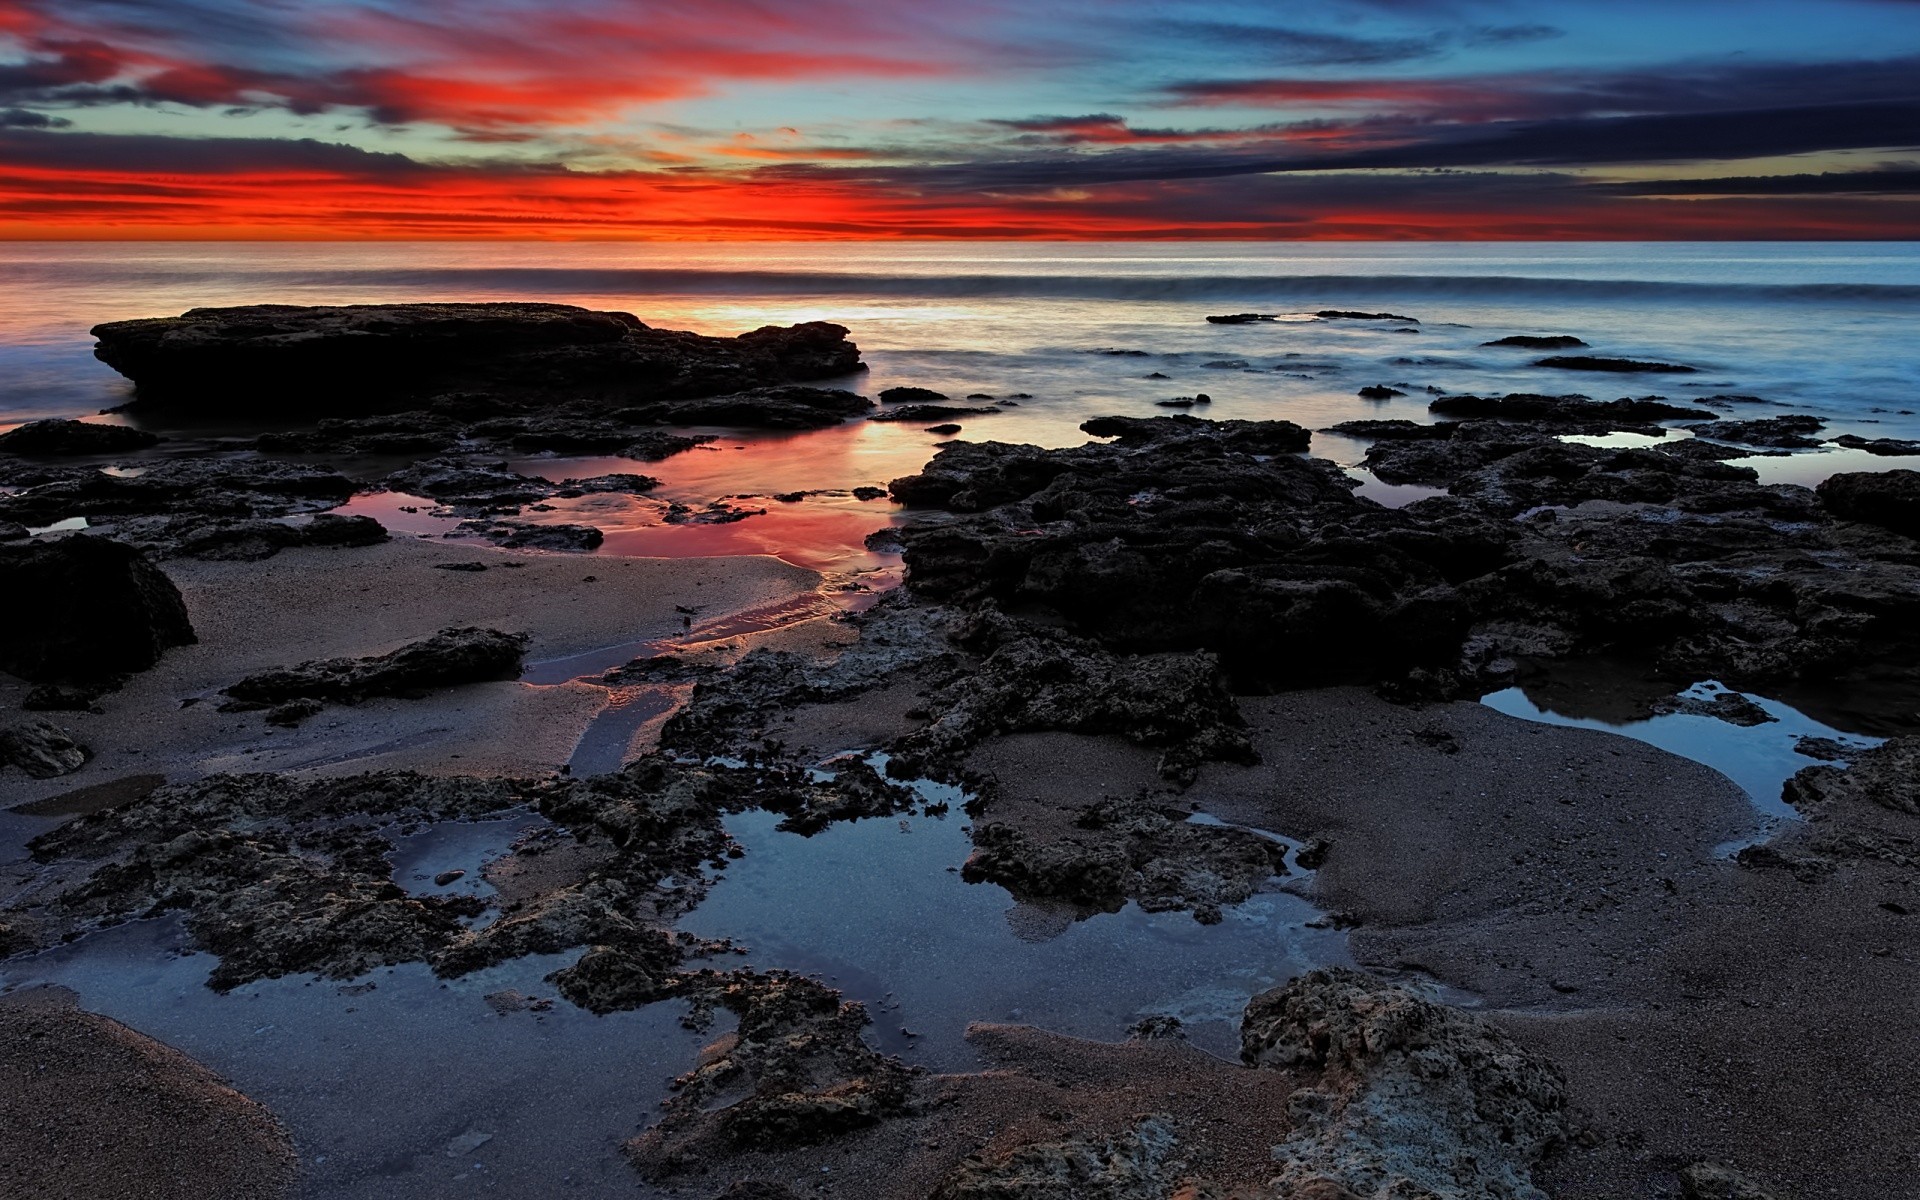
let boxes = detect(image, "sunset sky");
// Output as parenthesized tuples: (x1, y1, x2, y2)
(2, 0, 1918, 238)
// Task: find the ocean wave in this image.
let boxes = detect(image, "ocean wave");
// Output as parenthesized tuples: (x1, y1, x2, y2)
(9, 264, 1920, 305)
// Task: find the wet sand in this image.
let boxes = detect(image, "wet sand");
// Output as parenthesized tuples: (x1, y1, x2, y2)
(0, 986, 297, 1200)
(0, 537, 821, 806)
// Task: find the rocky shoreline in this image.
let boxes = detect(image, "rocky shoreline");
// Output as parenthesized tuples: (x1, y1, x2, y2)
(3, 303, 1916, 1199)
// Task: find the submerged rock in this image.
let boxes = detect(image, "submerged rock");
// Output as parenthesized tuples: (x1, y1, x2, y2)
(1483, 335, 1587, 349)
(1828, 433, 1920, 457)
(1317, 310, 1419, 323)
(92, 304, 863, 410)
(225, 626, 529, 706)
(869, 405, 1001, 423)
(0, 419, 160, 456)
(456, 520, 605, 551)
(1533, 356, 1695, 373)
(1241, 968, 1569, 1200)
(0, 535, 196, 684)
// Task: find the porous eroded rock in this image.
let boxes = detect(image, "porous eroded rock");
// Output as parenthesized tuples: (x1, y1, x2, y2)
(962, 792, 1287, 923)
(8, 756, 925, 992)
(1241, 969, 1570, 1200)
(223, 626, 530, 706)
(628, 969, 918, 1176)
(891, 417, 1509, 688)
(1783, 735, 1920, 817)
(92, 303, 864, 409)
(0, 535, 196, 683)
(1679, 1162, 1787, 1200)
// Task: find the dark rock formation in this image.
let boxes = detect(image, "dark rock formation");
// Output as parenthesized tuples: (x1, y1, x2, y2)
(1427, 393, 1713, 424)
(1317, 310, 1419, 322)
(1483, 335, 1588, 349)
(887, 412, 1920, 699)
(0, 718, 91, 778)
(0, 458, 354, 528)
(1784, 735, 1919, 816)
(868, 405, 1001, 423)
(628, 969, 917, 1175)
(1533, 355, 1696, 373)
(224, 626, 528, 706)
(1357, 386, 1405, 400)
(879, 386, 949, 403)
(1829, 434, 1920, 457)
(1817, 470, 1920, 537)
(92, 304, 863, 410)
(383, 458, 655, 511)
(1685, 415, 1825, 449)
(0, 420, 160, 456)
(1324, 419, 1454, 441)
(962, 791, 1286, 923)
(1205, 313, 1277, 324)
(457, 521, 606, 551)
(1679, 1163, 1787, 1200)
(0, 536, 196, 684)
(7, 756, 922, 992)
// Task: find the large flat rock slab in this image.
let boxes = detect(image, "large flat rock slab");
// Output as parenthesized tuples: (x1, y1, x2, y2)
(90, 302, 863, 409)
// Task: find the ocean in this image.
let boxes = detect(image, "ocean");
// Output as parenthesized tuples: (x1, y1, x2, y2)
(5, 240, 1919, 570)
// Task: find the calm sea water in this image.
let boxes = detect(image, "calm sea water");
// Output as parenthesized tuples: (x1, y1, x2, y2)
(4, 241, 1918, 566)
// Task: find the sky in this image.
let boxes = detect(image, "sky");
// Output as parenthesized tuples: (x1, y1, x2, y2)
(1, 0, 1918, 239)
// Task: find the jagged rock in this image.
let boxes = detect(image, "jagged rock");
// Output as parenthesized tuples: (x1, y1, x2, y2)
(1241, 968, 1569, 1200)
(0, 535, 196, 683)
(1685, 416, 1825, 449)
(1784, 735, 1920, 816)
(0, 718, 91, 778)
(0, 419, 160, 456)
(225, 626, 529, 705)
(1533, 356, 1695, 373)
(92, 304, 863, 410)
(545, 933, 683, 1013)
(899, 606, 1257, 784)
(1817, 470, 1920, 538)
(963, 792, 1285, 922)
(1483, 335, 1587, 349)
(629, 969, 917, 1175)
(933, 1116, 1188, 1200)
(892, 418, 1502, 688)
